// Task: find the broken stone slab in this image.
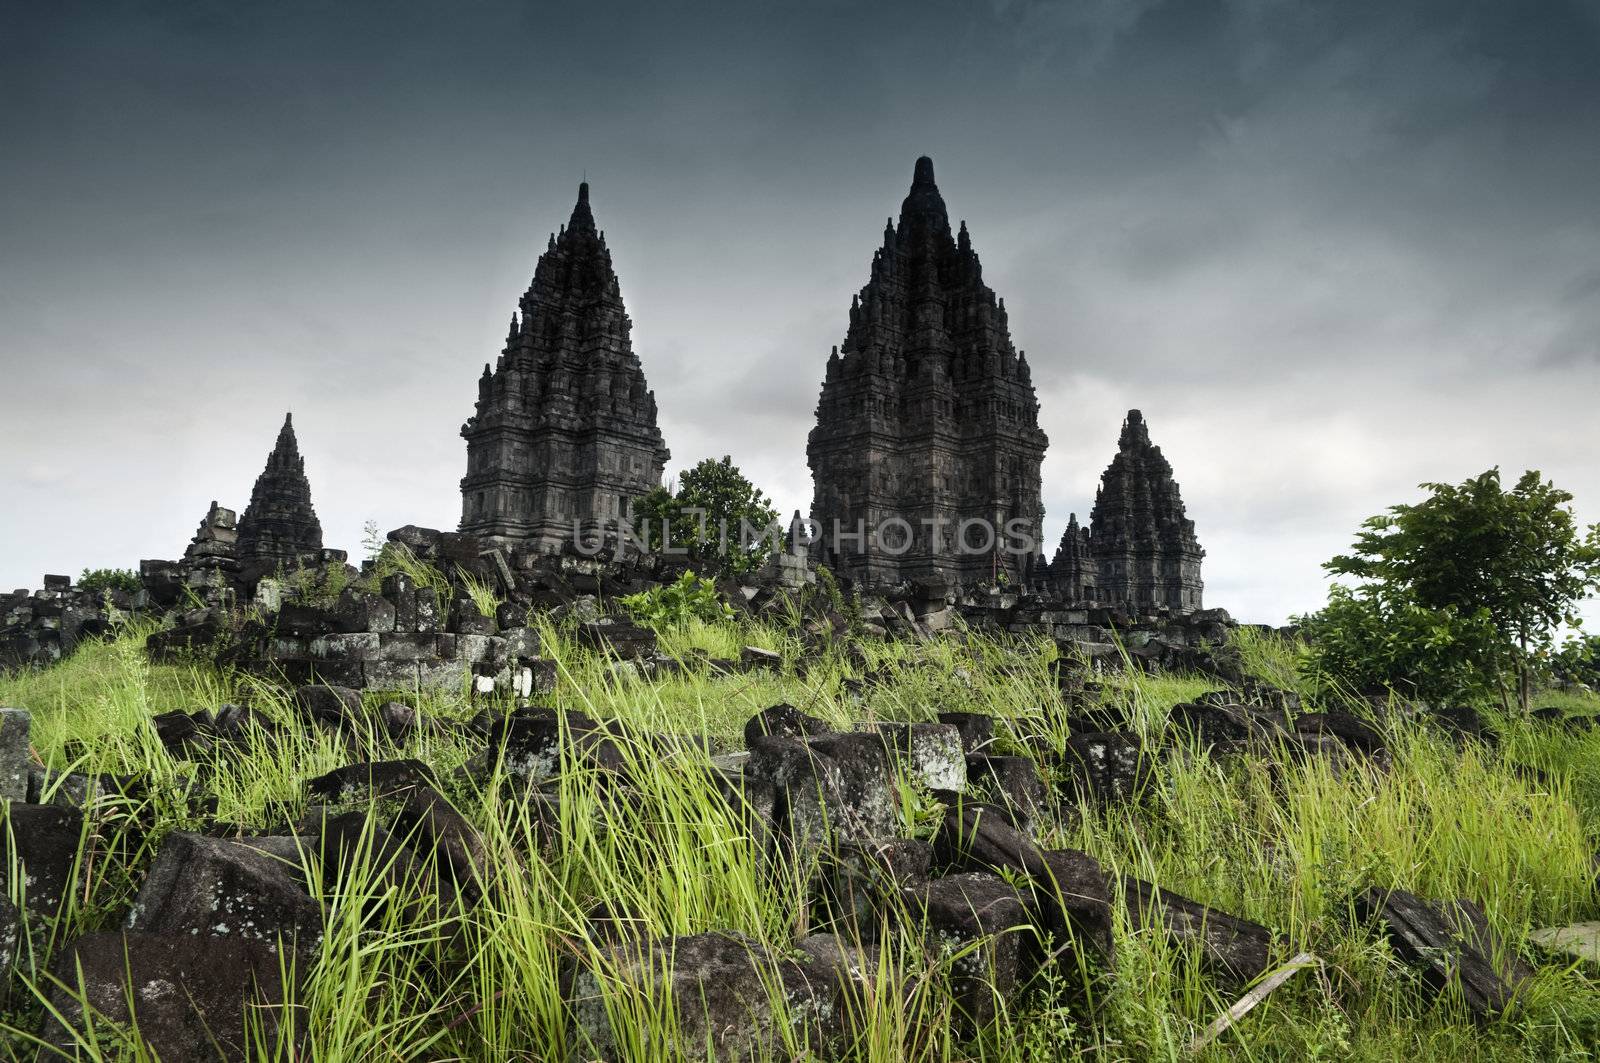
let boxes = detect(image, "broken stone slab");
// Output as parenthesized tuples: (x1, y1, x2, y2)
(568, 930, 842, 1062)
(901, 872, 1034, 1028)
(575, 619, 658, 659)
(1, 803, 84, 917)
(817, 838, 934, 938)
(126, 831, 322, 954)
(1, 707, 30, 801)
(1352, 887, 1531, 1018)
(294, 683, 363, 725)
(964, 754, 1050, 833)
(1125, 879, 1273, 987)
(739, 645, 783, 672)
(936, 711, 995, 754)
(743, 702, 834, 746)
(394, 785, 490, 902)
(873, 721, 967, 790)
(38, 931, 297, 1062)
(307, 759, 438, 802)
(150, 709, 218, 758)
(1167, 701, 1291, 752)
(1058, 731, 1154, 805)
(1527, 922, 1600, 966)
(746, 732, 898, 850)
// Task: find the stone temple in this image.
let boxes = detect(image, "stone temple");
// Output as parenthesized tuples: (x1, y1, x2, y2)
(459, 182, 670, 551)
(807, 157, 1049, 589)
(235, 413, 324, 568)
(1050, 410, 1204, 611)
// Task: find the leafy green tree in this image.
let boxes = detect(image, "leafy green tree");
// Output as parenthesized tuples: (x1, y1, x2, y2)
(77, 568, 141, 595)
(1305, 468, 1600, 711)
(632, 456, 780, 576)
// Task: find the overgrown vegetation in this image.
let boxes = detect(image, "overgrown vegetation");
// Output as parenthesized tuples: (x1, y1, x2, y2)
(1300, 467, 1600, 712)
(632, 455, 781, 576)
(74, 569, 139, 595)
(3, 614, 1598, 1060)
(619, 570, 733, 628)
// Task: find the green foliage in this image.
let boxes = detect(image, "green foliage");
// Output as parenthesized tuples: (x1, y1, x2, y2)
(619, 571, 734, 629)
(1306, 468, 1600, 709)
(1299, 584, 1503, 705)
(1553, 634, 1600, 688)
(76, 568, 140, 595)
(632, 455, 780, 576)
(370, 542, 453, 602)
(456, 568, 502, 620)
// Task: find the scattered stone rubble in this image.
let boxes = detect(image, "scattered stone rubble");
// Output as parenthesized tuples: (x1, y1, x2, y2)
(1, 644, 1553, 1059)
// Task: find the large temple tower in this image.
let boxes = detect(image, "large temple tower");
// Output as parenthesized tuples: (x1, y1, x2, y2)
(807, 157, 1048, 589)
(460, 183, 670, 550)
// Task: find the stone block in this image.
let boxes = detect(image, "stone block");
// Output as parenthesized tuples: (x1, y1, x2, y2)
(903, 873, 1032, 1028)
(38, 931, 297, 1062)
(309, 632, 380, 662)
(0, 707, 30, 801)
(964, 754, 1049, 833)
(874, 721, 966, 790)
(126, 832, 322, 953)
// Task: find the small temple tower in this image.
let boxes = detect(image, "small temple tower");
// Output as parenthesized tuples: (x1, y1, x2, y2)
(1049, 512, 1097, 602)
(1081, 410, 1203, 612)
(235, 413, 324, 567)
(806, 156, 1048, 588)
(460, 182, 670, 550)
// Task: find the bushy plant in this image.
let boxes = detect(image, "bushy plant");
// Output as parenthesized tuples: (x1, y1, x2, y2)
(76, 567, 140, 595)
(619, 571, 733, 628)
(632, 456, 780, 576)
(1302, 468, 1600, 710)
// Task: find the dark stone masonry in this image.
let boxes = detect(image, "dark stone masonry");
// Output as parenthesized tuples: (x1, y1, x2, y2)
(1050, 409, 1205, 611)
(807, 157, 1050, 590)
(459, 181, 671, 552)
(236, 413, 324, 571)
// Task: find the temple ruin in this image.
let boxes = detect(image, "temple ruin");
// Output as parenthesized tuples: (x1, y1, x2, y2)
(1050, 410, 1204, 611)
(459, 182, 670, 552)
(235, 413, 324, 569)
(806, 157, 1049, 589)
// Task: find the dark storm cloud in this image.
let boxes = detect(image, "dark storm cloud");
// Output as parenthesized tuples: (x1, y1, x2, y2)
(2, 0, 1597, 623)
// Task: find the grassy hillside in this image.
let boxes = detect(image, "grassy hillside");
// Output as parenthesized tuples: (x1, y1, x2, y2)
(3, 616, 1600, 1061)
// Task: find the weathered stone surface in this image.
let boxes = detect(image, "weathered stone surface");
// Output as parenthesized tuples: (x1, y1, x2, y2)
(126, 832, 321, 953)
(874, 721, 966, 790)
(1167, 700, 1290, 751)
(0, 894, 17, 974)
(937, 711, 995, 754)
(1, 803, 83, 916)
(1124, 878, 1273, 986)
(295, 683, 363, 725)
(308, 759, 437, 802)
(819, 838, 934, 936)
(236, 413, 323, 568)
(902, 872, 1033, 1027)
(1037, 849, 1115, 959)
(807, 156, 1047, 590)
(0, 706, 30, 800)
(568, 931, 839, 1062)
(395, 785, 490, 902)
(1058, 731, 1153, 805)
(38, 931, 296, 1062)
(1353, 887, 1532, 1018)
(964, 753, 1049, 832)
(460, 181, 670, 552)
(575, 619, 657, 658)
(746, 733, 897, 848)
(743, 702, 834, 746)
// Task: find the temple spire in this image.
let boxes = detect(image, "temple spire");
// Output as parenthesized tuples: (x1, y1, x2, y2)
(236, 412, 323, 568)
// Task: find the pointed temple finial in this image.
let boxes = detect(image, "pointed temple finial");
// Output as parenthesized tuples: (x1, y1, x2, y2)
(913, 155, 936, 187)
(237, 412, 322, 567)
(578, 180, 589, 204)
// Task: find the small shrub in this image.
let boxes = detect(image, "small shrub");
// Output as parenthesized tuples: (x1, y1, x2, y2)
(77, 568, 140, 595)
(619, 572, 732, 629)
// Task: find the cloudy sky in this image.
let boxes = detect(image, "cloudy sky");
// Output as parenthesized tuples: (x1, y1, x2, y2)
(3, 0, 1598, 624)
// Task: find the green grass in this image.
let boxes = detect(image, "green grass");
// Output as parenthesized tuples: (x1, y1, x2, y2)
(1, 619, 1598, 1060)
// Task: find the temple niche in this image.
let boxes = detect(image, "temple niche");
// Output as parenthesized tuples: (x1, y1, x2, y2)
(459, 182, 670, 552)
(1051, 409, 1204, 612)
(806, 156, 1048, 590)
(235, 413, 324, 569)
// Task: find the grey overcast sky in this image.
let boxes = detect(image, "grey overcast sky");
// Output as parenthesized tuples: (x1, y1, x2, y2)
(3, 0, 1598, 623)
